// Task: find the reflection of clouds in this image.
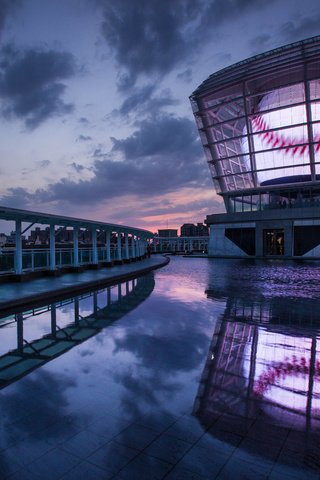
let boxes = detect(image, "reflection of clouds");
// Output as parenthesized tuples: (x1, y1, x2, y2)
(0, 370, 78, 442)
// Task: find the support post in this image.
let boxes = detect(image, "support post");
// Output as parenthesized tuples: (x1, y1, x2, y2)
(117, 232, 122, 261)
(50, 224, 56, 271)
(92, 227, 98, 265)
(125, 232, 129, 260)
(15, 219, 23, 274)
(73, 226, 79, 266)
(106, 231, 111, 263)
(131, 235, 135, 259)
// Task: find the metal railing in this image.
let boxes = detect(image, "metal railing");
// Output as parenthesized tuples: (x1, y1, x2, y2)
(0, 245, 139, 274)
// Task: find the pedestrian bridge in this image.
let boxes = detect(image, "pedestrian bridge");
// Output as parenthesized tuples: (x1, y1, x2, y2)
(0, 206, 153, 278)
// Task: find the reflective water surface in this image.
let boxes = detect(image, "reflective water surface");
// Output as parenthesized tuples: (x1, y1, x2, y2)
(0, 257, 320, 479)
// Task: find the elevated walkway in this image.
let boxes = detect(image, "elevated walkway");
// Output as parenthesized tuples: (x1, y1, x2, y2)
(0, 254, 169, 315)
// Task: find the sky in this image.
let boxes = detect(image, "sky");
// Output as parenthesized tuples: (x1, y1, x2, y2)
(0, 0, 320, 234)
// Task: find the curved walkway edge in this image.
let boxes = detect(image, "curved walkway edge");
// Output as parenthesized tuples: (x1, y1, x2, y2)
(0, 255, 170, 315)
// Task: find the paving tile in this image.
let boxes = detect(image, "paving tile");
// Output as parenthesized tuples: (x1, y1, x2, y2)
(137, 411, 179, 434)
(216, 456, 271, 480)
(116, 452, 173, 480)
(59, 429, 108, 459)
(87, 440, 139, 475)
(270, 462, 320, 480)
(1, 436, 54, 467)
(233, 437, 282, 462)
(114, 423, 159, 450)
(23, 447, 80, 480)
(165, 415, 206, 444)
(145, 433, 192, 464)
(211, 415, 253, 437)
(86, 413, 131, 441)
(59, 460, 109, 480)
(176, 443, 230, 478)
(165, 464, 211, 480)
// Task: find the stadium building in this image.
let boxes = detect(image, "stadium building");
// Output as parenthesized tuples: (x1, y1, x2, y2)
(190, 36, 320, 258)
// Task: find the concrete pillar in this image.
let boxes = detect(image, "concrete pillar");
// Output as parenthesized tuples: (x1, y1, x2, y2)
(51, 304, 56, 337)
(15, 219, 22, 274)
(106, 231, 111, 263)
(125, 233, 129, 260)
(17, 312, 23, 353)
(135, 236, 140, 258)
(50, 224, 56, 271)
(131, 235, 135, 259)
(74, 296, 79, 325)
(92, 227, 98, 264)
(117, 232, 122, 261)
(73, 226, 79, 266)
(93, 291, 98, 315)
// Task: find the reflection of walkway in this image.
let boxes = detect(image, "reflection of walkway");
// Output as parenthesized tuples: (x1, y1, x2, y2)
(0, 254, 168, 315)
(0, 274, 155, 389)
(194, 292, 320, 475)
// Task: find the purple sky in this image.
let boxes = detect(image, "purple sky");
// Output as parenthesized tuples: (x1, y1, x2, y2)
(0, 0, 320, 233)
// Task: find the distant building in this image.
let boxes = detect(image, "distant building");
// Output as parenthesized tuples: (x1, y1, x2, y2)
(0, 233, 6, 247)
(180, 223, 209, 237)
(158, 229, 178, 237)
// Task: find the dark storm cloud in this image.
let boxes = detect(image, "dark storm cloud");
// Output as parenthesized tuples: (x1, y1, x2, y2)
(0, 114, 206, 207)
(113, 85, 179, 121)
(99, 0, 201, 88)
(0, 370, 78, 440)
(98, 0, 276, 89)
(0, 0, 20, 33)
(249, 34, 272, 52)
(280, 14, 320, 43)
(0, 46, 77, 128)
(176, 68, 193, 83)
(1, 115, 208, 207)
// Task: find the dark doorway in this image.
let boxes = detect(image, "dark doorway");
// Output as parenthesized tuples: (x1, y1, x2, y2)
(264, 229, 285, 256)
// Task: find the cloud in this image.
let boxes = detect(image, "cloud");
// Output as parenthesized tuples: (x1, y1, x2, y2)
(0, 114, 206, 209)
(99, 0, 202, 88)
(0, 0, 20, 34)
(77, 134, 92, 142)
(98, 0, 276, 89)
(176, 68, 193, 83)
(0, 46, 77, 128)
(280, 14, 320, 43)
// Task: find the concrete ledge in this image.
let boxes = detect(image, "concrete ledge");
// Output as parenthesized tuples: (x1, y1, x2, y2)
(0, 255, 170, 316)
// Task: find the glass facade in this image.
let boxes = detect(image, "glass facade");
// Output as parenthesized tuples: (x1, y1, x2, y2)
(191, 37, 320, 213)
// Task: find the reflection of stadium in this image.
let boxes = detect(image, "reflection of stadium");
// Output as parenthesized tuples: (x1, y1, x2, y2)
(190, 36, 320, 258)
(194, 293, 320, 465)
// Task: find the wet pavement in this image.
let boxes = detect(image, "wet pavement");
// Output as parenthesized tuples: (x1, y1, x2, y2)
(0, 257, 319, 479)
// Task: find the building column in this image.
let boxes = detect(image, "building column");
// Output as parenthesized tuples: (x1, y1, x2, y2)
(92, 227, 98, 265)
(50, 224, 56, 271)
(15, 219, 22, 274)
(131, 235, 136, 259)
(135, 236, 140, 258)
(125, 232, 129, 260)
(73, 226, 79, 266)
(117, 232, 122, 261)
(106, 230, 111, 263)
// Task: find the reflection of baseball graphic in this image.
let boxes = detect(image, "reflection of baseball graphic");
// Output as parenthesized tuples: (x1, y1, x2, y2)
(254, 354, 320, 396)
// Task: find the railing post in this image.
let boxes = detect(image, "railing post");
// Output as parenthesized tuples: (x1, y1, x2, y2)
(73, 226, 79, 267)
(15, 219, 22, 274)
(50, 224, 56, 271)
